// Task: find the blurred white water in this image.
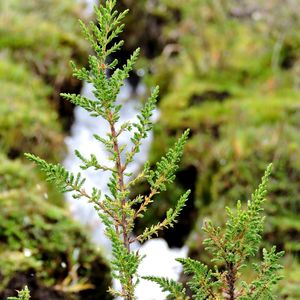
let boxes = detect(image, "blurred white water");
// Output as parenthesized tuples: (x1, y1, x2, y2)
(80, 0, 98, 15)
(64, 81, 187, 299)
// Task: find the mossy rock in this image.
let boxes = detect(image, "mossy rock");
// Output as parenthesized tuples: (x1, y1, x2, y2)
(0, 60, 63, 160)
(0, 0, 90, 127)
(0, 154, 112, 299)
(0, 0, 89, 90)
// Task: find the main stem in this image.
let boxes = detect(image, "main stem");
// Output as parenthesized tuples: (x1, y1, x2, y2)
(226, 262, 236, 300)
(108, 112, 134, 299)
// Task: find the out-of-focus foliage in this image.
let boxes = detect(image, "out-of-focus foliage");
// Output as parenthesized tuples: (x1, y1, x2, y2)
(122, 1, 300, 298)
(0, 0, 91, 159)
(0, 0, 89, 101)
(0, 0, 112, 299)
(7, 286, 30, 300)
(0, 155, 112, 299)
(0, 60, 62, 160)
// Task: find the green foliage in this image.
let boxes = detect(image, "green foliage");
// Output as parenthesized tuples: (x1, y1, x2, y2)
(204, 165, 273, 265)
(0, 60, 63, 160)
(137, 190, 190, 242)
(101, 214, 142, 299)
(0, 154, 111, 298)
(175, 258, 217, 300)
(241, 247, 284, 299)
(7, 286, 30, 300)
(0, 0, 89, 94)
(143, 276, 187, 300)
(0, 0, 90, 156)
(147, 130, 189, 192)
(146, 166, 284, 299)
(26, 1, 190, 298)
(25, 154, 86, 195)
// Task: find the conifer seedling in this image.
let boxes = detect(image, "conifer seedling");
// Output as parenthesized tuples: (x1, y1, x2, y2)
(25, 1, 190, 298)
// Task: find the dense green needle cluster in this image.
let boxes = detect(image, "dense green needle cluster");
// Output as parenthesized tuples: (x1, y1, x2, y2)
(146, 164, 284, 299)
(25, 1, 190, 298)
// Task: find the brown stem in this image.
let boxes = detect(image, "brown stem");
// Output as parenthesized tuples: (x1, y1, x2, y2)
(108, 111, 133, 299)
(226, 262, 236, 300)
(133, 189, 157, 220)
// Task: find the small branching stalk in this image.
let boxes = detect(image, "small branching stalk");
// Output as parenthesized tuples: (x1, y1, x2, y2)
(145, 164, 284, 299)
(25, 1, 190, 299)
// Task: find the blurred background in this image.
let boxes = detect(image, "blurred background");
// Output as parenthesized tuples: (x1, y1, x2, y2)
(1, 0, 300, 299)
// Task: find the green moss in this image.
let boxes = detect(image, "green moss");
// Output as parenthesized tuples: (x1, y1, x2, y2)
(0, 0, 89, 85)
(127, 2, 300, 293)
(0, 60, 63, 160)
(0, 154, 111, 298)
(0, 2, 111, 297)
